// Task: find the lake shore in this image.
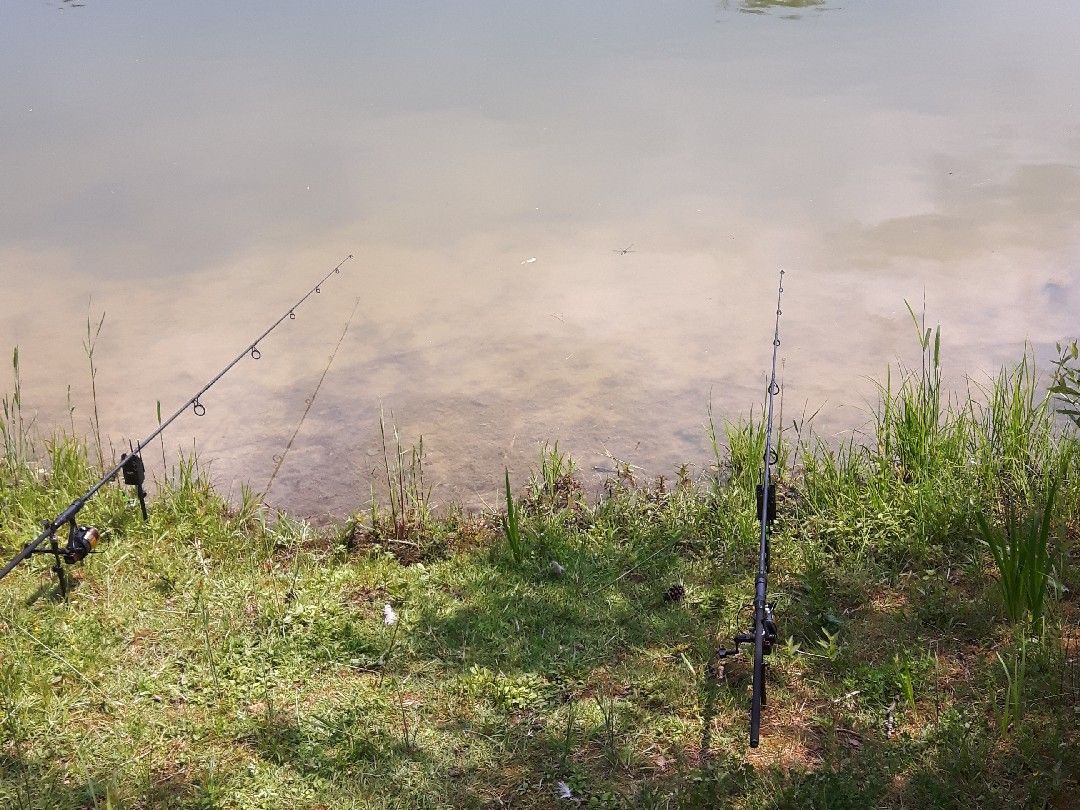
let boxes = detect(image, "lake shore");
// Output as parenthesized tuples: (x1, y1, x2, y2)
(1, 345, 1077, 808)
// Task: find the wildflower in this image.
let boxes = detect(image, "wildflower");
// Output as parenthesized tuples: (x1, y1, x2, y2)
(383, 603, 398, 626)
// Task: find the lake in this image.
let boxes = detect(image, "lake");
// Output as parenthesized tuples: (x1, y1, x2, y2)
(2, 0, 1078, 517)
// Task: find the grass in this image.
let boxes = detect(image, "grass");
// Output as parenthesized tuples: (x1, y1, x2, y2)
(976, 480, 1058, 626)
(0, 328, 1078, 808)
(502, 468, 525, 565)
(1051, 339, 1080, 427)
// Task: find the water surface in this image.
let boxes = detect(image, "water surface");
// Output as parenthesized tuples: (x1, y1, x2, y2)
(2, 1, 1078, 516)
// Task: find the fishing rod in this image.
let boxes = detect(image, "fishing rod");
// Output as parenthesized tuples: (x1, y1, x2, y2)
(716, 268, 785, 748)
(0, 254, 353, 596)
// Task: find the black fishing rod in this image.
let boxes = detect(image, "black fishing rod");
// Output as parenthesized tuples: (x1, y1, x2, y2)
(716, 268, 785, 748)
(0, 254, 353, 596)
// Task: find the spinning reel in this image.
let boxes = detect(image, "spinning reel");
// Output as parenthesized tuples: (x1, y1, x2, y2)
(30, 520, 100, 598)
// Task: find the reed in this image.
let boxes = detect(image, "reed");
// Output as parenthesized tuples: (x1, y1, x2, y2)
(1, 347, 32, 474)
(82, 307, 106, 472)
(375, 408, 430, 543)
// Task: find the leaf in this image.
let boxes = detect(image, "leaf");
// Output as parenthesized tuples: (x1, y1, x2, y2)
(502, 467, 523, 564)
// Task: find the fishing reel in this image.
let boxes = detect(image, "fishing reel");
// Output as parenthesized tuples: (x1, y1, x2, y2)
(62, 523, 100, 564)
(18, 447, 144, 599)
(30, 520, 100, 598)
(715, 600, 779, 660)
(713, 598, 779, 749)
(31, 521, 100, 565)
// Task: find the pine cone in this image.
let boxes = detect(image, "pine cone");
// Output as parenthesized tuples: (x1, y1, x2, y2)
(663, 584, 685, 603)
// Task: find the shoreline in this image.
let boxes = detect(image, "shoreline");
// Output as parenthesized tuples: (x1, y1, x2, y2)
(1, 342, 1077, 807)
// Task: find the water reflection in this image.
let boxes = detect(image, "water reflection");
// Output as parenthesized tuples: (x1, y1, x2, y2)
(839, 163, 1080, 262)
(719, 0, 830, 17)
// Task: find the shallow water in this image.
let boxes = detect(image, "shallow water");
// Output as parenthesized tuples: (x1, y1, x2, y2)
(2, 1, 1078, 517)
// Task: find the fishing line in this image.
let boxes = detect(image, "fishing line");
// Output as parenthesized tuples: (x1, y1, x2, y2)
(262, 296, 362, 500)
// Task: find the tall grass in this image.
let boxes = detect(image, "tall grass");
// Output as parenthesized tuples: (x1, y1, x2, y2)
(502, 468, 525, 564)
(529, 441, 576, 508)
(83, 307, 106, 472)
(1, 347, 32, 476)
(375, 412, 429, 546)
(976, 480, 1058, 626)
(709, 400, 792, 493)
(875, 302, 945, 485)
(793, 314, 1077, 577)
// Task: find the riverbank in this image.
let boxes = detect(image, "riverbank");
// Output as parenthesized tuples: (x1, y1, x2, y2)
(1, 344, 1078, 808)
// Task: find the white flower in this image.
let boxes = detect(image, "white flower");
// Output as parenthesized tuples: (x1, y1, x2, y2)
(557, 781, 574, 800)
(383, 603, 398, 626)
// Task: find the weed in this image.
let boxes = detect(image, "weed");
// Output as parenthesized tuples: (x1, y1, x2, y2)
(997, 634, 1028, 735)
(82, 306, 106, 472)
(976, 479, 1058, 626)
(593, 694, 631, 770)
(528, 441, 580, 511)
(1, 347, 33, 472)
(815, 627, 842, 661)
(502, 468, 525, 564)
(894, 653, 916, 710)
(1051, 339, 1080, 428)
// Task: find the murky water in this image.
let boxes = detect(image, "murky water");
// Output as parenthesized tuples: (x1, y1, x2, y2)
(2, 1, 1079, 518)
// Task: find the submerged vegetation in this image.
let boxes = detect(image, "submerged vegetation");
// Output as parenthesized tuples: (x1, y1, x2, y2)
(0, 326, 1078, 808)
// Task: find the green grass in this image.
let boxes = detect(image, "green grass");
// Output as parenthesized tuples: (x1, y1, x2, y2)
(0, 332, 1078, 808)
(976, 480, 1058, 627)
(502, 468, 525, 565)
(1052, 339, 1080, 427)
